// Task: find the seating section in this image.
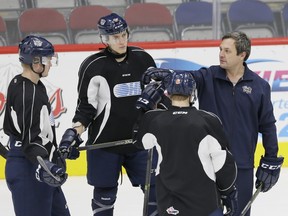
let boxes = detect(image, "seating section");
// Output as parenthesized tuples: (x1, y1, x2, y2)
(0, 0, 287, 45)
(174, 1, 215, 40)
(18, 8, 70, 44)
(0, 16, 9, 46)
(68, 5, 112, 44)
(227, 0, 278, 38)
(124, 3, 175, 42)
(281, 3, 288, 36)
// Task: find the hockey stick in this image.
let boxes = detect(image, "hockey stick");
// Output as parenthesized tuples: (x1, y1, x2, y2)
(240, 183, 263, 216)
(77, 139, 133, 151)
(37, 156, 61, 182)
(143, 148, 154, 216)
(0, 142, 8, 159)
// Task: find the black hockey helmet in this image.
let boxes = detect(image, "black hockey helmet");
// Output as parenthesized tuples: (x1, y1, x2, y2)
(97, 13, 128, 35)
(166, 71, 196, 98)
(19, 35, 55, 65)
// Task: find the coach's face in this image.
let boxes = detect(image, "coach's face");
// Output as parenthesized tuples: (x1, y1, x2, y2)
(219, 38, 245, 70)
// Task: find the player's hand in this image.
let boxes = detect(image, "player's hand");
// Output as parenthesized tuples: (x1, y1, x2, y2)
(35, 159, 67, 187)
(136, 82, 164, 112)
(59, 128, 83, 160)
(142, 67, 172, 85)
(255, 155, 284, 192)
(220, 185, 238, 216)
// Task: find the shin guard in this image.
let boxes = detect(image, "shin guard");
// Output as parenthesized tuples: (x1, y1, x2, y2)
(91, 187, 117, 216)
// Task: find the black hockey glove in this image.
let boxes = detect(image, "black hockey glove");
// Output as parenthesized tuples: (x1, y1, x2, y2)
(59, 128, 83, 160)
(35, 159, 67, 187)
(142, 67, 172, 85)
(136, 82, 165, 112)
(220, 185, 238, 216)
(255, 155, 284, 192)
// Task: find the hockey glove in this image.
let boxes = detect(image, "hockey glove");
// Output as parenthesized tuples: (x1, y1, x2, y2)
(220, 185, 238, 216)
(136, 82, 165, 112)
(255, 155, 284, 192)
(59, 128, 83, 160)
(35, 159, 67, 187)
(142, 67, 172, 85)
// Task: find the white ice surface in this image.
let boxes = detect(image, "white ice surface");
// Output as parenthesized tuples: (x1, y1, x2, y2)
(1, 169, 288, 215)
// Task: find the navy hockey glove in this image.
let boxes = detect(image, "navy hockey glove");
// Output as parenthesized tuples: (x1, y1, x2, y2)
(142, 67, 172, 85)
(255, 155, 284, 192)
(136, 82, 164, 112)
(220, 185, 238, 216)
(36, 159, 67, 187)
(59, 128, 83, 159)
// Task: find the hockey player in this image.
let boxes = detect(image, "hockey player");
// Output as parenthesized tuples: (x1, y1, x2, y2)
(141, 31, 284, 216)
(133, 71, 238, 216)
(58, 13, 159, 215)
(3, 35, 70, 216)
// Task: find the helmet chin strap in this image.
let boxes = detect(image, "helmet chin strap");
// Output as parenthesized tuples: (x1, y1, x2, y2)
(30, 64, 45, 78)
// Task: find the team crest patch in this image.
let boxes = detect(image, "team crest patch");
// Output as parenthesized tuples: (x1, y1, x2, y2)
(242, 85, 252, 94)
(166, 206, 179, 215)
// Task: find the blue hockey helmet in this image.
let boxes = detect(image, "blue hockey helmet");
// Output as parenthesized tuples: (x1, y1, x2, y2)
(166, 71, 196, 97)
(97, 13, 128, 35)
(19, 35, 55, 65)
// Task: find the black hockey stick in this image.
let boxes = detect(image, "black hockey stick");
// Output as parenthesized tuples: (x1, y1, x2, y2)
(77, 139, 133, 151)
(240, 183, 262, 216)
(0, 142, 8, 159)
(143, 148, 154, 216)
(37, 156, 61, 182)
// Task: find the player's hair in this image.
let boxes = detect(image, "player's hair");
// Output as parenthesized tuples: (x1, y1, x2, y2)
(222, 31, 251, 61)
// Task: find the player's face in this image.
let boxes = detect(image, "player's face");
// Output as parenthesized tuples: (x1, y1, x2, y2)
(219, 38, 245, 70)
(108, 31, 128, 54)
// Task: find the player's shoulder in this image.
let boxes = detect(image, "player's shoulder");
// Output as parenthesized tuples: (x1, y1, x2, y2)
(198, 109, 223, 125)
(80, 49, 107, 69)
(128, 46, 151, 57)
(144, 108, 166, 118)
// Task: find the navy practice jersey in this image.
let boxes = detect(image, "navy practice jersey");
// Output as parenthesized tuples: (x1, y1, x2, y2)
(4, 75, 56, 163)
(135, 106, 237, 215)
(72, 46, 156, 153)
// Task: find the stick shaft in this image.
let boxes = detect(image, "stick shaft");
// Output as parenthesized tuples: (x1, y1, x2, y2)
(143, 148, 154, 216)
(0, 142, 8, 159)
(78, 139, 133, 151)
(37, 156, 61, 182)
(240, 184, 262, 216)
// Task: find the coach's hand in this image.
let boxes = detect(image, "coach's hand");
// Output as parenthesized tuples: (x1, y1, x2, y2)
(255, 155, 284, 192)
(59, 128, 83, 160)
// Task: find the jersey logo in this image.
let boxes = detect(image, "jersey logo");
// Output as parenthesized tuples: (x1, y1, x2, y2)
(113, 81, 141, 98)
(166, 206, 179, 215)
(242, 85, 252, 94)
(172, 111, 188, 115)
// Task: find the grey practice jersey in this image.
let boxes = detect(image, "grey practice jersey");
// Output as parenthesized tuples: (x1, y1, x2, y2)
(135, 106, 237, 215)
(4, 74, 56, 163)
